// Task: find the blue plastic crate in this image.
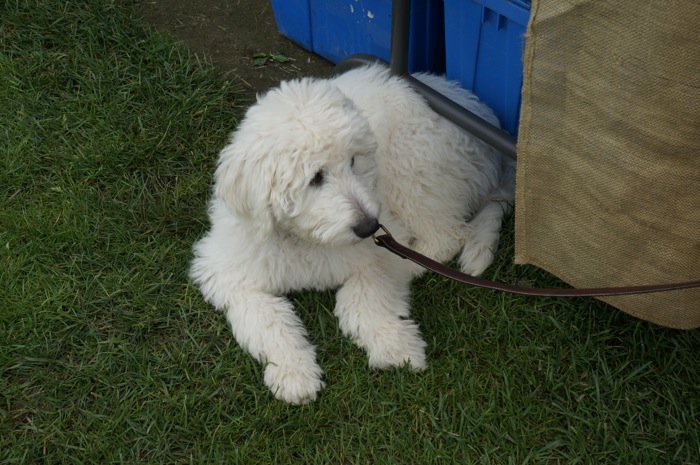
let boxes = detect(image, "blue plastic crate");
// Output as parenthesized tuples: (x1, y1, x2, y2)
(271, 0, 445, 73)
(444, 0, 531, 135)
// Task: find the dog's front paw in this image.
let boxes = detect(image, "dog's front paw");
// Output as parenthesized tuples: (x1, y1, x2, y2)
(263, 361, 325, 405)
(365, 320, 427, 371)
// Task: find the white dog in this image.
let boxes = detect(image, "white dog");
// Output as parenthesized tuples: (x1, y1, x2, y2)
(190, 64, 514, 404)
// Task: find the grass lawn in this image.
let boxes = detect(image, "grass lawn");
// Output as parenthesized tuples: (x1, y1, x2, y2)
(1, 1, 698, 463)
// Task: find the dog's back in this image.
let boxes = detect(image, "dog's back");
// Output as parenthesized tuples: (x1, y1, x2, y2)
(331, 65, 513, 273)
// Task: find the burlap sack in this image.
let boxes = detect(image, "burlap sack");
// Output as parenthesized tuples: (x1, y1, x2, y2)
(515, 0, 700, 328)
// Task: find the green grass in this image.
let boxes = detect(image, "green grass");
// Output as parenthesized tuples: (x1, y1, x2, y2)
(1, 1, 698, 463)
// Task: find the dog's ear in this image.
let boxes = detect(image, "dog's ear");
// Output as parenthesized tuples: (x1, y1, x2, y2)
(213, 139, 275, 241)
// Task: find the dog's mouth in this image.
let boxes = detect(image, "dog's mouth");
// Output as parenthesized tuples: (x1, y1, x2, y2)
(352, 217, 380, 239)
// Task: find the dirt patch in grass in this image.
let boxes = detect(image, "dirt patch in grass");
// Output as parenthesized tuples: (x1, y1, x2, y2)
(137, 0, 335, 93)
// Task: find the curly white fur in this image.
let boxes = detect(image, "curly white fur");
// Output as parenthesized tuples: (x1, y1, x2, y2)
(190, 64, 515, 404)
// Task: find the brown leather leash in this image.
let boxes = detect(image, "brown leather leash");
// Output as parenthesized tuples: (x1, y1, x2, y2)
(372, 225, 700, 297)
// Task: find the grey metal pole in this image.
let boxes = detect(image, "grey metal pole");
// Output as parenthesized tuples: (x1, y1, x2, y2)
(405, 76, 518, 159)
(334, 0, 518, 160)
(390, 0, 411, 76)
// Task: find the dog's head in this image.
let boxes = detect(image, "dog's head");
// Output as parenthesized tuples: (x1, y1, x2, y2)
(214, 77, 381, 245)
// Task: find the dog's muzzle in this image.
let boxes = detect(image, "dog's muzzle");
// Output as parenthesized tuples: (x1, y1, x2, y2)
(352, 217, 380, 239)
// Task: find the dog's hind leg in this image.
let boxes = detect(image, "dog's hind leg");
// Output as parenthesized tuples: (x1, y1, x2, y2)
(459, 157, 515, 276)
(222, 291, 325, 404)
(458, 200, 511, 276)
(334, 264, 427, 370)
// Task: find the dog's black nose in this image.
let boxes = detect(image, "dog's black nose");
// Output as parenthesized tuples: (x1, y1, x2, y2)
(353, 217, 380, 239)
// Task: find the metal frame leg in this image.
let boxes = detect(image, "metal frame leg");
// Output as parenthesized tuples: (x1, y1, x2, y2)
(334, 0, 517, 160)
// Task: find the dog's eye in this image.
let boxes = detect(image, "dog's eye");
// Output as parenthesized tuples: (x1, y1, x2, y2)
(350, 157, 355, 168)
(309, 170, 324, 187)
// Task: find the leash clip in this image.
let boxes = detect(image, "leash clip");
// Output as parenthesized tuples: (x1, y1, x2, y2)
(372, 224, 392, 245)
